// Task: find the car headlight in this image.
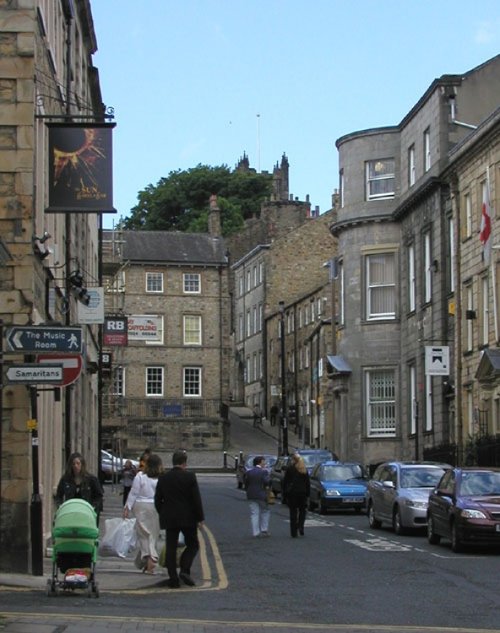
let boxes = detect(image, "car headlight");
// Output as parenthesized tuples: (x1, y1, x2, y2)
(325, 489, 341, 496)
(460, 509, 487, 519)
(403, 499, 427, 509)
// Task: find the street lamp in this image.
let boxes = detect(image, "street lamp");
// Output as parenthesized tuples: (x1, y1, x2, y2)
(279, 301, 289, 455)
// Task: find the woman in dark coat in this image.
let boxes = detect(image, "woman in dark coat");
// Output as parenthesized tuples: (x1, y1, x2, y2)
(283, 453, 310, 538)
(55, 452, 104, 523)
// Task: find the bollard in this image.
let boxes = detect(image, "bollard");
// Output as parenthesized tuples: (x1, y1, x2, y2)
(223, 451, 227, 469)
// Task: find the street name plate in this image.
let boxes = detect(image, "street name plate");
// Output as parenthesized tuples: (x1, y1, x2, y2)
(5, 363, 64, 384)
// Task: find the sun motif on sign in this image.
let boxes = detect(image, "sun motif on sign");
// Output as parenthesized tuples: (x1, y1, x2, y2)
(52, 127, 106, 188)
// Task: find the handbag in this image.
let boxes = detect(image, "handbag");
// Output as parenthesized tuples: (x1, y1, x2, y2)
(266, 489, 276, 505)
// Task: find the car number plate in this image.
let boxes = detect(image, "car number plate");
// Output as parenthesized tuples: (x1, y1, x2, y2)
(495, 524, 500, 532)
(343, 497, 364, 503)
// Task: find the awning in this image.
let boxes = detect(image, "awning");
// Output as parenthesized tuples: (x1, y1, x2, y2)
(326, 355, 352, 375)
(475, 348, 500, 382)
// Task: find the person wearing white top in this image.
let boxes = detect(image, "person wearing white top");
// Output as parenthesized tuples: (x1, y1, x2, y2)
(123, 453, 162, 574)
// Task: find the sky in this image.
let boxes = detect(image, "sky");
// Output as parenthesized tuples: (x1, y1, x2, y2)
(90, 1, 500, 230)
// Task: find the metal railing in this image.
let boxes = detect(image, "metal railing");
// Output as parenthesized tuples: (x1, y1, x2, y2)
(102, 397, 224, 419)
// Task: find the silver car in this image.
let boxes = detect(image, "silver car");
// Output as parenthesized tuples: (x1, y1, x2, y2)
(367, 461, 451, 534)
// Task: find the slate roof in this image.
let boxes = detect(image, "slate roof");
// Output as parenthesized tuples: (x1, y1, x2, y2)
(121, 231, 227, 266)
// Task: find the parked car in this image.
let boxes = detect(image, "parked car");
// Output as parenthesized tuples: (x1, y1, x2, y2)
(270, 455, 290, 497)
(100, 450, 139, 481)
(367, 461, 451, 534)
(299, 449, 338, 474)
(309, 461, 368, 514)
(270, 449, 338, 498)
(236, 453, 277, 489)
(427, 467, 500, 552)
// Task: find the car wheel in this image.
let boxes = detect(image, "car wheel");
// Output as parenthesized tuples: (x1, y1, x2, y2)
(392, 506, 406, 535)
(427, 514, 441, 545)
(451, 521, 463, 553)
(368, 502, 381, 529)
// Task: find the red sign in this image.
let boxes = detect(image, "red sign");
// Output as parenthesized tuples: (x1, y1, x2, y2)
(103, 316, 128, 346)
(37, 354, 83, 387)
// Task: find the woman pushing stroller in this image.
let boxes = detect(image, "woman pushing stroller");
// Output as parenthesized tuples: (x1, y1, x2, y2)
(55, 452, 104, 522)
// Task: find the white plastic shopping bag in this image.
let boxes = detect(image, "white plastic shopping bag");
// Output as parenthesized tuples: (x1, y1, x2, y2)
(99, 517, 137, 558)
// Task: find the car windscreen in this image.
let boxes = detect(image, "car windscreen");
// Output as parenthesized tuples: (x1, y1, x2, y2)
(321, 464, 363, 481)
(301, 452, 332, 467)
(460, 471, 500, 496)
(400, 468, 446, 488)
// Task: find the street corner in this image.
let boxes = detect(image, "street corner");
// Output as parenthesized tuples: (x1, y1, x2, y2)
(102, 524, 227, 595)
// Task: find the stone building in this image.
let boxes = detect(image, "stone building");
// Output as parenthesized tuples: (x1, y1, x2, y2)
(232, 244, 269, 411)
(0, 1, 105, 572)
(228, 154, 316, 411)
(331, 55, 500, 471)
(101, 214, 231, 455)
(444, 106, 500, 462)
(265, 210, 336, 452)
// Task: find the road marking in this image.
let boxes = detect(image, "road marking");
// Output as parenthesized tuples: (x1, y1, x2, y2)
(0, 612, 499, 633)
(345, 538, 413, 552)
(101, 524, 228, 594)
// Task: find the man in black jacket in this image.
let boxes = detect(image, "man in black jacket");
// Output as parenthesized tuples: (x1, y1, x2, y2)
(154, 449, 205, 588)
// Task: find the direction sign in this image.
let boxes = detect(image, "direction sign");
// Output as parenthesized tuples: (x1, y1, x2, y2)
(6, 326, 82, 353)
(37, 354, 83, 387)
(5, 363, 63, 385)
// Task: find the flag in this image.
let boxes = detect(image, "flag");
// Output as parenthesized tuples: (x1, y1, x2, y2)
(480, 178, 492, 264)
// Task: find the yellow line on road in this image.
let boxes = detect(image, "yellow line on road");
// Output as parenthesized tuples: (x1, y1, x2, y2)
(201, 523, 229, 589)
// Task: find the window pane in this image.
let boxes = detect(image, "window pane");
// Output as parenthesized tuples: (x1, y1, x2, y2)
(184, 367, 201, 396)
(367, 254, 395, 318)
(146, 367, 163, 396)
(366, 159, 395, 200)
(183, 273, 200, 293)
(112, 367, 124, 395)
(184, 315, 201, 345)
(146, 272, 163, 293)
(367, 370, 396, 436)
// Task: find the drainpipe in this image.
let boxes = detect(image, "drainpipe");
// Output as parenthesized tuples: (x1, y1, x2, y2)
(451, 176, 463, 465)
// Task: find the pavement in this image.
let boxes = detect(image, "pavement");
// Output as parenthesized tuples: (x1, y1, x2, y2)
(0, 407, 302, 591)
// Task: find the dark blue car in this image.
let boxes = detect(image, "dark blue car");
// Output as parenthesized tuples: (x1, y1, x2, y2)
(309, 461, 368, 514)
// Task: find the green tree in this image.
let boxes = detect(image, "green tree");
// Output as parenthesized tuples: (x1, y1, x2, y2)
(122, 164, 272, 236)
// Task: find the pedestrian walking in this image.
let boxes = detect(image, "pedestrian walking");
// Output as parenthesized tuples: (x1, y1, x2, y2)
(123, 453, 162, 574)
(270, 404, 278, 427)
(121, 459, 137, 506)
(243, 455, 271, 538)
(138, 447, 151, 472)
(154, 449, 205, 588)
(55, 452, 104, 524)
(253, 404, 262, 428)
(283, 453, 310, 538)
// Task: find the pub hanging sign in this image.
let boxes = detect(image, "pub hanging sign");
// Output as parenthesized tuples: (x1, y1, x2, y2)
(45, 123, 117, 214)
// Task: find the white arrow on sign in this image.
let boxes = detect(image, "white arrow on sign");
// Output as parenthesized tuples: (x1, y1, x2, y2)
(6, 364, 63, 384)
